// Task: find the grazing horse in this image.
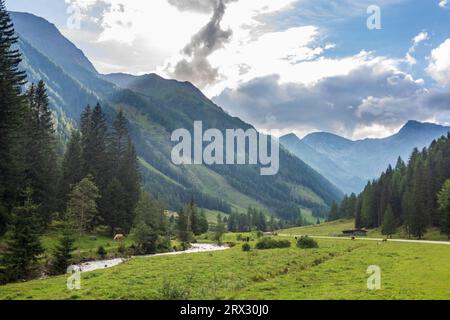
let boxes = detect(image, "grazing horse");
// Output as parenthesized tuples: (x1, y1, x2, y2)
(114, 234, 125, 241)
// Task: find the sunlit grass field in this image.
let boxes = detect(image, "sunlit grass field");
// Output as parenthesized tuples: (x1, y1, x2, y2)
(1, 233, 450, 300)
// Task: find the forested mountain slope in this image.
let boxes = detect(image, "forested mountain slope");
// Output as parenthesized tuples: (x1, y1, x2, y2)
(11, 12, 342, 220)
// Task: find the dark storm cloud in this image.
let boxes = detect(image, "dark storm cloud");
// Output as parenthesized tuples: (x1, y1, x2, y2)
(167, 0, 237, 88)
(182, 0, 232, 57)
(213, 66, 450, 137)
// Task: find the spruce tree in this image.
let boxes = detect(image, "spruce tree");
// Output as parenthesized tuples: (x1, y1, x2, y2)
(269, 215, 276, 232)
(80, 104, 92, 168)
(409, 157, 428, 238)
(227, 212, 237, 232)
(0, 1, 29, 212)
(51, 230, 75, 275)
(59, 130, 84, 211)
(213, 214, 226, 246)
(80, 103, 109, 185)
(103, 178, 127, 234)
(176, 208, 192, 244)
(328, 202, 339, 221)
(132, 221, 158, 255)
(131, 192, 166, 254)
(257, 212, 267, 231)
(109, 109, 128, 172)
(297, 210, 304, 227)
(347, 193, 358, 218)
(391, 157, 406, 222)
(338, 195, 348, 219)
(117, 138, 140, 226)
(437, 180, 450, 239)
(133, 192, 163, 230)
(0, 189, 44, 283)
(360, 182, 377, 227)
(105, 110, 140, 232)
(26, 80, 57, 225)
(381, 206, 396, 238)
(80, 103, 112, 227)
(198, 209, 209, 234)
(88, 103, 109, 189)
(188, 199, 201, 235)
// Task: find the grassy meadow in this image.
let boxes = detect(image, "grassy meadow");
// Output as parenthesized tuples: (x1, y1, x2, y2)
(0, 222, 135, 263)
(1, 221, 450, 300)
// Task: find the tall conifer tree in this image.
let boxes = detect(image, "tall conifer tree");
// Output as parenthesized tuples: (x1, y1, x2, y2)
(176, 207, 192, 244)
(0, 1, 28, 215)
(26, 80, 57, 225)
(0, 189, 44, 283)
(437, 180, 450, 239)
(80, 103, 110, 225)
(103, 178, 127, 234)
(59, 130, 84, 211)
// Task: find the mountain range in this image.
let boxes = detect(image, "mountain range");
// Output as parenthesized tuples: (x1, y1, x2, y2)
(281, 121, 450, 194)
(10, 11, 343, 221)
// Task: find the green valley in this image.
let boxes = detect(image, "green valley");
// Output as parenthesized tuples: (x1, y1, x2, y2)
(10, 11, 342, 221)
(2, 1, 450, 304)
(1, 224, 450, 300)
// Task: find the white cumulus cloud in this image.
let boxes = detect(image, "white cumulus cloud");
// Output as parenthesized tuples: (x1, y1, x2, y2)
(427, 39, 450, 87)
(213, 51, 445, 139)
(63, 0, 210, 74)
(405, 31, 429, 65)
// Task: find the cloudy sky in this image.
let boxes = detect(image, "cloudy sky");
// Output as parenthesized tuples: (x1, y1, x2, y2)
(7, 0, 450, 139)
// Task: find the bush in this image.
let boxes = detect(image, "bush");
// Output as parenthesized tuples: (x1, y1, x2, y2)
(255, 237, 291, 250)
(236, 234, 243, 241)
(117, 241, 126, 255)
(50, 235, 75, 275)
(242, 243, 251, 252)
(132, 224, 171, 255)
(226, 241, 236, 248)
(97, 246, 107, 258)
(256, 231, 264, 238)
(157, 278, 190, 300)
(180, 242, 192, 251)
(297, 236, 319, 249)
(156, 236, 172, 253)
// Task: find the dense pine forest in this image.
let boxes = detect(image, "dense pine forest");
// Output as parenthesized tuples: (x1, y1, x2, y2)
(0, 3, 281, 284)
(0, 3, 156, 283)
(0, 1, 145, 283)
(330, 134, 450, 239)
